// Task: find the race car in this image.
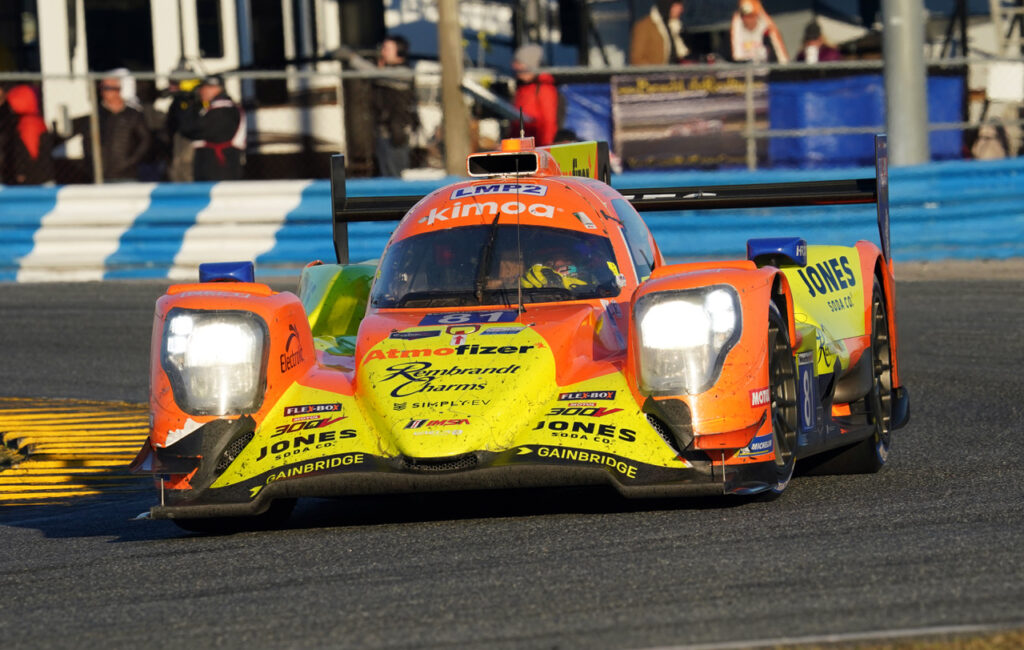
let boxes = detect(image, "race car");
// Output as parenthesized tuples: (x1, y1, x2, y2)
(130, 135, 910, 530)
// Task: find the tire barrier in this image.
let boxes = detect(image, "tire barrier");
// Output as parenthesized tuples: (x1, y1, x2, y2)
(1, 157, 1022, 282)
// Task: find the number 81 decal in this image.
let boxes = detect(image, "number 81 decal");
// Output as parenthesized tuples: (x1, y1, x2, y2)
(420, 310, 519, 325)
(797, 352, 817, 433)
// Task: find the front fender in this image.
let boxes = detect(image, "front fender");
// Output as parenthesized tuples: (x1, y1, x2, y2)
(149, 282, 316, 460)
(627, 261, 786, 450)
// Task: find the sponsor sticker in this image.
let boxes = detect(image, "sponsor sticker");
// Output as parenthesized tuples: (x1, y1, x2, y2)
(280, 323, 305, 373)
(378, 361, 520, 397)
(546, 406, 622, 417)
(364, 344, 534, 362)
(418, 199, 555, 225)
(405, 418, 470, 429)
(798, 352, 816, 434)
(558, 391, 616, 401)
(750, 387, 770, 407)
(445, 324, 482, 335)
(450, 183, 548, 199)
(283, 403, 342, 417)
(481, 326, 525, 336)
(389, 330, 441, 341)
(264, 453, 365, 484)
(532, 420, 636, 442)
(420, 310, 518, 326)
(573, 211, 598, 230)
(737, 432, 774, 458)
(518, 445, 638, 478)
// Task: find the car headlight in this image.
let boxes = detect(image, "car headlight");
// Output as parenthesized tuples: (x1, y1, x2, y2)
(161, 308, 269, 415)
(635, 286, 742, 395)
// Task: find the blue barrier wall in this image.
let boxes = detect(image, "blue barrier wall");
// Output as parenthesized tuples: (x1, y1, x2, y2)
(1, 157, 1022, 281)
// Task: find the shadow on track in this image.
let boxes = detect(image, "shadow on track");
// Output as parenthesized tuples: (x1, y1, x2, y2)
(0, 484, 755, 541)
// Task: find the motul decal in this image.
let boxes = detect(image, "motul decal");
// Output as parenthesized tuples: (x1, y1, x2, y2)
(750, 387, 770, 407)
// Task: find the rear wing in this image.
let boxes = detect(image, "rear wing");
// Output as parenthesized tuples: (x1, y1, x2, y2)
(330, 135, 891, 264)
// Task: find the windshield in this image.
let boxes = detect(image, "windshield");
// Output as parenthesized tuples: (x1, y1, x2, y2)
(370, 225, 622, 308)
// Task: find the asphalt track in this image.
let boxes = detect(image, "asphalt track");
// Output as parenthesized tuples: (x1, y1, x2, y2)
(1, 267, 1023, 649)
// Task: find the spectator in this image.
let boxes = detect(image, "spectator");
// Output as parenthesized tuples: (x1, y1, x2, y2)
(95, 74, 151, 182)
(1, 84, 55, 185)
(553, 128, 578, 144)
(510, 43, 560, 146)
(797, 20, 842, 63)
(164, 76, 201, 182)
(971, 122, 1010, 160)
(630, 1, 696, 65)
(371, 35, 419, 177)
(178, 75, 245, 181)
(731, 0, 789, 63)
(0, 86, 14, 184)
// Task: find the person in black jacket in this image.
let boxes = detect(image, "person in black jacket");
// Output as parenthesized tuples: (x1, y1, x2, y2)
(178, 75, 245, 181)
(95, 75, 151, 182)
(372, 35, 419, 177)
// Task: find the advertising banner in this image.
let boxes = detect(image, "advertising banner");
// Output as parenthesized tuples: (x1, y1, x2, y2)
(612, 70, 767, 170)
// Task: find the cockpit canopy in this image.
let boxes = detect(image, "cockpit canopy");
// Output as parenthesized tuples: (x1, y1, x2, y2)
(370, 225, 621, 308)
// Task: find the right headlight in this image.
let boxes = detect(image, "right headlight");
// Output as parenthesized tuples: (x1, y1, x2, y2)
(634, 285, 742, 395)
(161, 308, 269, 415)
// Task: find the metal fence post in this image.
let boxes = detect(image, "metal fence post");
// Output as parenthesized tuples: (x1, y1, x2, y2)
(745, 66, 756, 171)
(86, 77, 104, 184)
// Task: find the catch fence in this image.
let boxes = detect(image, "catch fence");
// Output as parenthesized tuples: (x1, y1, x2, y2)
(1, 56, 1021, 183)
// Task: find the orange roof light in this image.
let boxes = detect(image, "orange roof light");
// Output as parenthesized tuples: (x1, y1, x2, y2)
(500, 137, 535, 152)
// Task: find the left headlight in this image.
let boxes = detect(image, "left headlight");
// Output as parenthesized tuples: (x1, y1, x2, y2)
(161, 308, 269, 415)
(634, 285, 742, 395)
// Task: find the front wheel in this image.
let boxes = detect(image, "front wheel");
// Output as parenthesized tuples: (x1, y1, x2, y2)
(764, 304, 799, 496)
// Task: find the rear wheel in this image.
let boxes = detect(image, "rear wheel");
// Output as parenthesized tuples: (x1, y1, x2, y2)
(765, 305, 799, 495)
(806, 279, 893, 474)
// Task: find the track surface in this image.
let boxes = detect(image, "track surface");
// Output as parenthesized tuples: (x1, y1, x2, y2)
(1, 271, 1023, 649)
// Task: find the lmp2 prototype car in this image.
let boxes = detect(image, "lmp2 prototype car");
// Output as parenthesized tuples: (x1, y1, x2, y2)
(131, 135, 909, 529)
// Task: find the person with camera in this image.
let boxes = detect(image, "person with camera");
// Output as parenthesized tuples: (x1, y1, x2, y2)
(177, 75, 245, 181)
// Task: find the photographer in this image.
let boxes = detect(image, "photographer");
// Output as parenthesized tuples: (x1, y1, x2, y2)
(177, 75, 245, 181)
(165, 76, 200, 182)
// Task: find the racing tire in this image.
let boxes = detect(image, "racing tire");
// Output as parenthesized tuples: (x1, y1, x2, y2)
(803, 279, 893, 475)
(761, 304, 799, 497)
(171, 498, 296, 535)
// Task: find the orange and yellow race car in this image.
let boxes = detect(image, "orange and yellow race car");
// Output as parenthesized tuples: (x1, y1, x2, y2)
(131, 136, 909, 531)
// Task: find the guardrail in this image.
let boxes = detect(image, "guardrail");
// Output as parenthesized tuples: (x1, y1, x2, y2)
(1, 156, 1022, 282)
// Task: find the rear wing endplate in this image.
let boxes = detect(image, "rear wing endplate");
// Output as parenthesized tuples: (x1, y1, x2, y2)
(330, 134, 891, 264)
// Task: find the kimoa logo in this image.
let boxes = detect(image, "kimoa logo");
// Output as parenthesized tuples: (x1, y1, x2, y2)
(418, 200, 555, 225)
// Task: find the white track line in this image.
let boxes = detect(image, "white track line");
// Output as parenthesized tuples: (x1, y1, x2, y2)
(634, 622, 1022, 650)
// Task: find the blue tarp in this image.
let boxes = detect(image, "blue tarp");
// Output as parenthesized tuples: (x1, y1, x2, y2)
(560, 83, 613, 145)
(562, 73, 965, 170)
(769, 74, 965, 168)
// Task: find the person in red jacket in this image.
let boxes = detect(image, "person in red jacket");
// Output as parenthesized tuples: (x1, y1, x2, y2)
(510, 43, 560, 146)
(1, 84, 55, 185)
